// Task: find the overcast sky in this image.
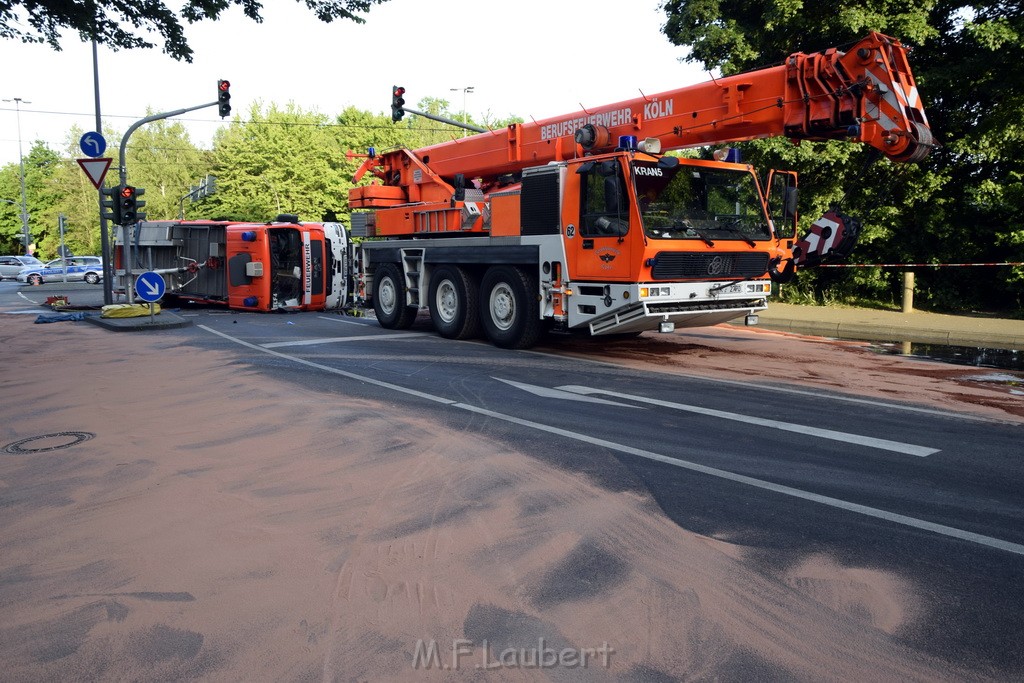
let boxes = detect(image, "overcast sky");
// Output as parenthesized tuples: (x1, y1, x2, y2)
(0, 0, 708, 169)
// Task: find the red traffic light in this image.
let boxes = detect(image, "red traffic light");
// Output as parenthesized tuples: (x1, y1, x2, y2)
(217, 79, 232, 117)
(120, 186, 135, 199)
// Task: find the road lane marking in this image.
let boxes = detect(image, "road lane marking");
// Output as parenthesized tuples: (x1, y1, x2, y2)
(199, 324, 1023, 557)
(557, 385, 938, 457)
(262, 332, 430, 348)
(532, 348, 1009, 424)
(452, 404, 1022, 556)
(494, 378, 641, 407)
(317, 316, 373, 326)
(202, 325, 456, 404)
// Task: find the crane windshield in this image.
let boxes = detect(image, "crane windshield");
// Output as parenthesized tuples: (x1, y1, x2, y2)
(633, 161, 771, 243)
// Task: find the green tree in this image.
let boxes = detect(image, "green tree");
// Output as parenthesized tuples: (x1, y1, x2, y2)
(122, 117, 211, 220)
(0, 161, 24, 253)
(661, 1, 1024, 312)
(204, 102, 349, 222)
(0, 142, 62, 259)
(2, 0, 390, 62)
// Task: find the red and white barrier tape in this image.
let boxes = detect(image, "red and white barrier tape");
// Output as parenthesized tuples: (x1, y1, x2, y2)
(817, 262, 1024, 268)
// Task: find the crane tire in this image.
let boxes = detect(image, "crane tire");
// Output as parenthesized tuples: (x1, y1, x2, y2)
(429, 265, 480, 340)
(479, 265, 541, 349)
(373, 262, 416, 329)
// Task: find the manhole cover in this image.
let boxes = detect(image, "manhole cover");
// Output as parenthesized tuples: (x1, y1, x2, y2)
(3, 431, 96, 454)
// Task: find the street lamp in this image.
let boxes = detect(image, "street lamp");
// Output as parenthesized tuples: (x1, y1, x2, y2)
(2, 97, 31, 254)
(449, 86, 474, 137)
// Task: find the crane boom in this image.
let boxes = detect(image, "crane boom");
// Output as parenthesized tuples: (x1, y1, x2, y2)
(353, 31, 931, 204)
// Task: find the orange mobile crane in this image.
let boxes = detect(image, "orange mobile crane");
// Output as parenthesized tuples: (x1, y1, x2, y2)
(347, 32, 931, 349)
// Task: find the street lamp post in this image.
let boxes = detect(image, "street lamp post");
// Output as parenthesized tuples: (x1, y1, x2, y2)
(262, 177, 281, 214)
(449, 86, 474, 137)
(2, 97, 32, 254)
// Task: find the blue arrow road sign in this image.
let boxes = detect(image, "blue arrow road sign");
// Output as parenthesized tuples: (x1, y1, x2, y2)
(79, 131, 107, 158)
(135, 272, 166, 302)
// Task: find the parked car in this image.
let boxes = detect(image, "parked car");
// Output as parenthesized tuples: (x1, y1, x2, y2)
(0, 255, 45, 280)
(16, 256, 104, 285)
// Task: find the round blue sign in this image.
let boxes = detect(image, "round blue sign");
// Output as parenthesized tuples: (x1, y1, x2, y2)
(135, 271, 166, 303)
(79, 131, 107, 158)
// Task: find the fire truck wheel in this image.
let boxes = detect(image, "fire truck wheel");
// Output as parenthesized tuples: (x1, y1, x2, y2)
(429, 265, 480, 339)
(479, 265, 541, 349)
(373, 262, 416, 329)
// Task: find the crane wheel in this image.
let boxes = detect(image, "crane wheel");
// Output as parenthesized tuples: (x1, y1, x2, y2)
(373, 262, 416, 329)
(479, 265, 542, 349)
(429, 265, 480, 340)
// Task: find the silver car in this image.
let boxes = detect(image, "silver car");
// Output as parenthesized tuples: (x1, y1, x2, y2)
(16, 256, 104, 285)
(0, 255, 44, 280)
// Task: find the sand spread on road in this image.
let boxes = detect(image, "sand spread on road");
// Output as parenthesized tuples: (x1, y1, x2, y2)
(1, 314, 1009, 680)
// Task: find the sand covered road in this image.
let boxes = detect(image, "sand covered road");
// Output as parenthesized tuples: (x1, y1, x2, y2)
(0, 314, 1016, 680)
(541, 325, 1024, 423)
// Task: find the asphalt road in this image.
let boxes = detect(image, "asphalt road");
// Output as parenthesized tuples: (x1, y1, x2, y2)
(4, 281, 1024, 676)
(170, 308, 1024, 674)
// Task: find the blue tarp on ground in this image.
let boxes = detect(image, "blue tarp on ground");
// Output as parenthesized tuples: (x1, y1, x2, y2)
(34, 312, 91, 323)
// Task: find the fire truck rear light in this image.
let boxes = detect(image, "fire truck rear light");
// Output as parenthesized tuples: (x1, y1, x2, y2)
(638, 138, 662, 154)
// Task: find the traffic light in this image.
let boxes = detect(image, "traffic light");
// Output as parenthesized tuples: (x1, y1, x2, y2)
(134, 187, 146, 222)
(218, 79, 231, 118)
(101, 185, 122, 224)
(391, 85, 405, 122)
(120, 185, 146, 224)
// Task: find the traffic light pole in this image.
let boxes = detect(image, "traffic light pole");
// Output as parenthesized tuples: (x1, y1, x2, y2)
(92, 38, 115, 305)
(400, 106, 487, 134)
(117, 100, 218, 303)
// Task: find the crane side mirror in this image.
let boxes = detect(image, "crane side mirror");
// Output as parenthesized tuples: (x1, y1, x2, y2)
(767, 170, 799, 239)
(453, 173, 466, 202)
(783, 186, 798, 220)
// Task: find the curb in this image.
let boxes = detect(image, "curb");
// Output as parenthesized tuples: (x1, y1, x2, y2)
(85, 311, 192, 332)
(750, 319, 1024, 350)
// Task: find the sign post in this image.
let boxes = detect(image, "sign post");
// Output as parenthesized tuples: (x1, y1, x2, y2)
(135, 271, 166, 323)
